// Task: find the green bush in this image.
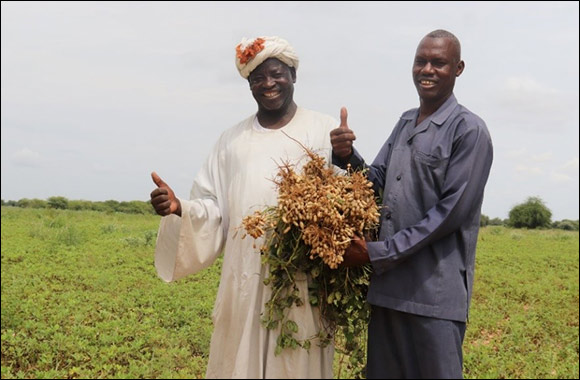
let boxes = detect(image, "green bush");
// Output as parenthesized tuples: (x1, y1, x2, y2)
(552, 220, 579, 231)
(3, 197, 155, 215)
(480, 214, 490, 227)
(508, 196, 552, 229)
(47, 196, 69, 210)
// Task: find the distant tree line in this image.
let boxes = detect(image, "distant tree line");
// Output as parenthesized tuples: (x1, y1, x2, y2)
(480, 196, 579, 231)
(1, 196, 156, 215)
(1, 195, 578, 230)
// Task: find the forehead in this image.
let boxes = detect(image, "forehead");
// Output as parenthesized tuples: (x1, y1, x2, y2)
(415, 37, 456, 59)
(251, 58, 288, 75)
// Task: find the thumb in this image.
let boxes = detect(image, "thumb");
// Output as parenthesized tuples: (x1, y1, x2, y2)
(151, 171, 167, 188)
(339, 106, 348, 129)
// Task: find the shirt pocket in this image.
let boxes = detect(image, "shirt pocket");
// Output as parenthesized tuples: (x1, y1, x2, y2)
(412, 150, 449, 198)
(414, 150, 446, 167)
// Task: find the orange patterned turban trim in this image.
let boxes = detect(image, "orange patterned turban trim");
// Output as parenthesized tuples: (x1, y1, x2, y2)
(235, 36, 299, 79)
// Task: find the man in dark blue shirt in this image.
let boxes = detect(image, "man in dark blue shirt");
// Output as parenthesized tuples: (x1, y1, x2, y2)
(330, 29, 493, 379)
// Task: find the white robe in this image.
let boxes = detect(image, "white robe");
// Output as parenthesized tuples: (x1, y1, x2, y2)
(155, 107, 337, 379)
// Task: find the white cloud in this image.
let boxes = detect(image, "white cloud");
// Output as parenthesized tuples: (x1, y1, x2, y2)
(550, 172, 572, 183)
(562, 157, 579, 171)
(505, 148, 527, 159)
(531, 152, 553, 162)
(11, 148, 42, 167)
(504, 77, 558, 95)
(551, 157, 580, 183)
(495, 77, 576, 130)
(514, 164, 543, 177)
(1, 2, 578, 221)
(500, 77, 560, 111)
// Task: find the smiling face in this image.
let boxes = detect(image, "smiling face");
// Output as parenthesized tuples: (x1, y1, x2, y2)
(412, 36, 464, 110)
(248, 58, 296, 113)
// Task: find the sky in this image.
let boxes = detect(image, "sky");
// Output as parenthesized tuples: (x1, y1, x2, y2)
(1, 1, 579, 221)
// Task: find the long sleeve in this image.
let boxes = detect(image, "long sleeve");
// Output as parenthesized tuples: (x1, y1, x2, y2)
(368, 119, 493, 274)
(153, 108, 337, 377)
(154, 143, 227, 282)
(332, 122, 402, 199)
(361, 96, 494, 322)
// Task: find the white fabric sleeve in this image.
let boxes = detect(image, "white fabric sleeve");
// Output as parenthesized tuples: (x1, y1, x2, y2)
(154, 143, 226, 282)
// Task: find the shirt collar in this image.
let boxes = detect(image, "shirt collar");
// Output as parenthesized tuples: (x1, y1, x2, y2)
(400, 93, 458, 126)
(431, 94, 458, 126)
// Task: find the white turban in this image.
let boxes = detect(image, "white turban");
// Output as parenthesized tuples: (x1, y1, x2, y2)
(235, 36, 299, 79)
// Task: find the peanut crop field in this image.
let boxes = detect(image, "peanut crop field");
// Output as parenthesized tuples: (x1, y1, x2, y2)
(1, 207, 578, 378)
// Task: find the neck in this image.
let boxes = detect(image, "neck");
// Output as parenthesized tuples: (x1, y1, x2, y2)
(417, 94, 451, 125)
(257, 102, 298, 129)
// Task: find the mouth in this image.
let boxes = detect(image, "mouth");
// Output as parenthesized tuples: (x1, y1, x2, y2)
(262, 91, 280, 99)
(418, 79, 437, 88)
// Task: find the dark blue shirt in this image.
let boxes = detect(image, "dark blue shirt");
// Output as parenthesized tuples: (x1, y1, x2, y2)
(335, 94, 493, 322)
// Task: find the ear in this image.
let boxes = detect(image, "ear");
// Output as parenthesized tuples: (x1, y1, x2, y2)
(456, 60, 465, 77)
(290, 67, 297, 83)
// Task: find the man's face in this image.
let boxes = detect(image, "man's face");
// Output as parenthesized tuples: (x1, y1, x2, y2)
(248, 58, 296, 112)
(412, 37, 464, 106)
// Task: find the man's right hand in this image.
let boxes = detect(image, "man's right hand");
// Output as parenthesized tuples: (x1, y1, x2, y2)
(330, 106, 356, 160)
(150, 172, 181, 216)
(340, 235, 370, 267)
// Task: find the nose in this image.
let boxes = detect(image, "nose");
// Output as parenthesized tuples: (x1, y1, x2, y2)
(422, 62, 435, 74)
(264, 75, 276, 87)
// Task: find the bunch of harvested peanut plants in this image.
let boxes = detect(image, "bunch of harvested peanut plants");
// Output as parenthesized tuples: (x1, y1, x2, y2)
(241, 145, 380, 377)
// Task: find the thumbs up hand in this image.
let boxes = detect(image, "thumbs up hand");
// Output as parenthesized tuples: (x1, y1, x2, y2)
(339, 106, 349, 129)
(330, 107, 356, 159)
(150, 172, 181, 216)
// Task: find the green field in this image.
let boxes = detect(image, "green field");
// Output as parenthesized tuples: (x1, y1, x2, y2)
(1, 207, 578, 378)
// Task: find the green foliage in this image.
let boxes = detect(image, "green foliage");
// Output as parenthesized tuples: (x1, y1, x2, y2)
(103, 199, 120, 210)
(1, 207, 217, 379)
(47, 196, 69, 210)
(552, 219, 579, 231)
(258, 220, 370, 378)
(14, 198, 48, 209)
(117, 201, 155, 215)
(15, 198, 34, 208)
(240, 149, 378, 379)
(2, 208, 578, 379)
(480, 214, 490, 227)
(480, 214, 504, 227)
(3, 197, 156, 215)
(463, 226, 579, 379)
(68, 200, 95, 211)
(508, 196, 552, 229)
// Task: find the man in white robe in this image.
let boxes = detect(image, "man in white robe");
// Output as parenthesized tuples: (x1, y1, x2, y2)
(150, 36, 337, 379)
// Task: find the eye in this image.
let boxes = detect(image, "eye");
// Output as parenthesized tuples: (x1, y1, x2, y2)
(250, 76, 264, 85)
(267, 71, 285, 79)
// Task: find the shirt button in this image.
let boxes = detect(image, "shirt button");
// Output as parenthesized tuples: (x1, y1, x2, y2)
(396, 175, 401, 181)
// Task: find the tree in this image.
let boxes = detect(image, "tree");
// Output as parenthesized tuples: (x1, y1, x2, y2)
(480, 214, 490, 227)
(552, 219, 579, 231)
(508, 196, 552, 229)
(47, 196, 69, 210)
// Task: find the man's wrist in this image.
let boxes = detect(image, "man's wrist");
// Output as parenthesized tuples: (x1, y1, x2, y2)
(331, 151, 352, 168)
